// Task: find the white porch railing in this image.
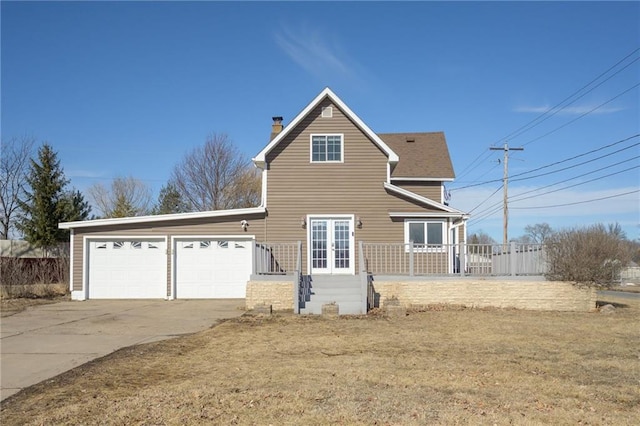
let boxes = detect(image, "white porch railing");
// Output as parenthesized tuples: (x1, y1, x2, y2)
(254, 242, 300, 275)
(361, 242, 548, 277)
(253, 241, 305, 313)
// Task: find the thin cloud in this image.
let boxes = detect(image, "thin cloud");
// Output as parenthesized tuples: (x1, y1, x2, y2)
(514, 105, 624, 115)
(274, 25, 356, 82)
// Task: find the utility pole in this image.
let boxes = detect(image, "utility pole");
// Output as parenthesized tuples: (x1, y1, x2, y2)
(490, 143, 524, 245)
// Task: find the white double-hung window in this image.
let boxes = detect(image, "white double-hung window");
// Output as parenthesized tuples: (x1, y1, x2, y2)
(405, 220, 445, 251)
(311, 134, 343, 162)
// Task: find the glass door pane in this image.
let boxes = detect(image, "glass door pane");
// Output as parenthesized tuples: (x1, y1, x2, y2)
(311, 220, 328, 271)
(333, 220, 350, 270)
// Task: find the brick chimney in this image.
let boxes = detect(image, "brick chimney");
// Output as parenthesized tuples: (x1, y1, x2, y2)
(270, 116, 284, 141)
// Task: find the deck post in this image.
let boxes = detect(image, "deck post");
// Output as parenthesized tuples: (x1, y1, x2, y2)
(359, 241, 368, 314)
(409, 241, 414, 277)
(510, 241, 517, 276)
(294, 241, 302, 314)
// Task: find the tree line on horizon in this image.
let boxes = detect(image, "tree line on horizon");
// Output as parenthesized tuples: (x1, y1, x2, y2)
(0, 133, 261, 247)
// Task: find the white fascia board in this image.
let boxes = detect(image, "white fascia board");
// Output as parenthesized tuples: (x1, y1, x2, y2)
(384, 182, 466, 215)
(391, 177, 455, 182)
(389, 212, 470, 219)
(59, 206, 266, 230)
(69, 230, 74, 294)
(261, 168, 268, 208)
(252, 87, 399, 167)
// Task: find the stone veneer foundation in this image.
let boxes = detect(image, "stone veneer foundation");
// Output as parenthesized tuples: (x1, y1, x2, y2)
(246, 277, 597, 313)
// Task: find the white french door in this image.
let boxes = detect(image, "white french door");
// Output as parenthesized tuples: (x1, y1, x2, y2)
(309, 217, 354, 275)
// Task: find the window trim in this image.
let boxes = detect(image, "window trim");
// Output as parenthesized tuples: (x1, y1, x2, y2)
(310, 133, 344, 163)
(403, 219, 447, 252)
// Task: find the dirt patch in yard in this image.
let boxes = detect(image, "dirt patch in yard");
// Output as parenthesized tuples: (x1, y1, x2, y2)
(2, 296, 639, 425)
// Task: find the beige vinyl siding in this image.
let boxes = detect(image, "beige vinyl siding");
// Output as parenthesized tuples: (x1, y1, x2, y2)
(71, 213, 265, 294)
(264, 99, 449, 272)
(394, 181, 443, 203)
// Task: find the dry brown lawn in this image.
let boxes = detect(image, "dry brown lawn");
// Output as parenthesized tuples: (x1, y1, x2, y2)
(2, 295, 639, 425)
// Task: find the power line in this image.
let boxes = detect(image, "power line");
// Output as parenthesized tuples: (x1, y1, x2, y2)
(511, 134, 639, 178)
(469, 183, 639, 227)
(467, 204, 504, 227)
(451, 48, 639, 189)
(455, 150, 494, 181)
(468, 184, 503, 214)
(511, 189, 640, 210)
(521, 83, 640, 147)
(510, 163, 639, 203)
(458, 83, 638, 190)
(452, 135, 640, 191)
(511, 141, 639, 183)
(496, 47, 640, 144)
(466, 155, 640, 226)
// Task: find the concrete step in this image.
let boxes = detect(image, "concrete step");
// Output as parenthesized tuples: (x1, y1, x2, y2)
(310, 275, 360, 283)
(299, 275, 364, 315)
(310, 281, 361, 289)
(311, 287, 361, 295)
(300, 301, 364, 315)
(306, 293, 362, 303)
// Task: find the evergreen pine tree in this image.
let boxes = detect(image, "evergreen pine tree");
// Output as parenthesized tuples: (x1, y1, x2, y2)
(58, 189, 92, 239)
(153, 183, 189, 215)
(111, 193, 137, 218)
(17, 143, 89, 247)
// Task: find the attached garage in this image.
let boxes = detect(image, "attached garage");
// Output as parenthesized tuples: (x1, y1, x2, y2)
(60, 206, 267, 301)
(86, 238, 167, 299)
(173, 237, 253, 299)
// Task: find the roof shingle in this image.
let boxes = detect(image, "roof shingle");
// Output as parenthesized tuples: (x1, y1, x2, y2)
(379, 132, 455, 179)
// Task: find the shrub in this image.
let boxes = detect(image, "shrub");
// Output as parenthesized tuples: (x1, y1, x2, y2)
(0, 257, 69, 298)
(544, 224, 632, 287)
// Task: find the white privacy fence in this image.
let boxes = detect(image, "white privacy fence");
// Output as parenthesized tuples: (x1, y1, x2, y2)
(0, 240, 70, 258)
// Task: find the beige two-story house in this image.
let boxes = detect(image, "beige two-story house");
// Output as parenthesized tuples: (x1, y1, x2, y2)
(60, 88, 469, 313)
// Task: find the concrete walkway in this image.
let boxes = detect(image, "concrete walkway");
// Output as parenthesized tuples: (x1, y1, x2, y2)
(0, 299, 245, 401)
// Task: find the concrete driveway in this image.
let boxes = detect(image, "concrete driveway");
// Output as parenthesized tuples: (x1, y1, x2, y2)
(0, 299, 245, 401)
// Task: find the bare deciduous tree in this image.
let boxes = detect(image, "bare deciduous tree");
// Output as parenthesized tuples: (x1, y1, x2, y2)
(171, 133, 261, 211)
(523, 223, 554, 244)
(88, 176, 152, 218)
(0, 136, 35, 239)
(468, 231, 496, 245)
(468, 230, 497, 254)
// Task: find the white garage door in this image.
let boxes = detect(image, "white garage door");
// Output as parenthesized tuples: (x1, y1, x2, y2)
(88, 239, 167, 299)
(175, 238, 252, 298)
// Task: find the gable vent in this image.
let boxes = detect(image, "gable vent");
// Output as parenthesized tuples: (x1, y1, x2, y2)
(322, 106, 333, 118)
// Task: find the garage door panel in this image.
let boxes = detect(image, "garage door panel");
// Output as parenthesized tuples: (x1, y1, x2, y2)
(88, 239, 166, 299)
(175, 238, 252, 299)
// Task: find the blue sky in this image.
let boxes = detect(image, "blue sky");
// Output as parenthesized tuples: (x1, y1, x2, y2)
(2, 1, 639, 241)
